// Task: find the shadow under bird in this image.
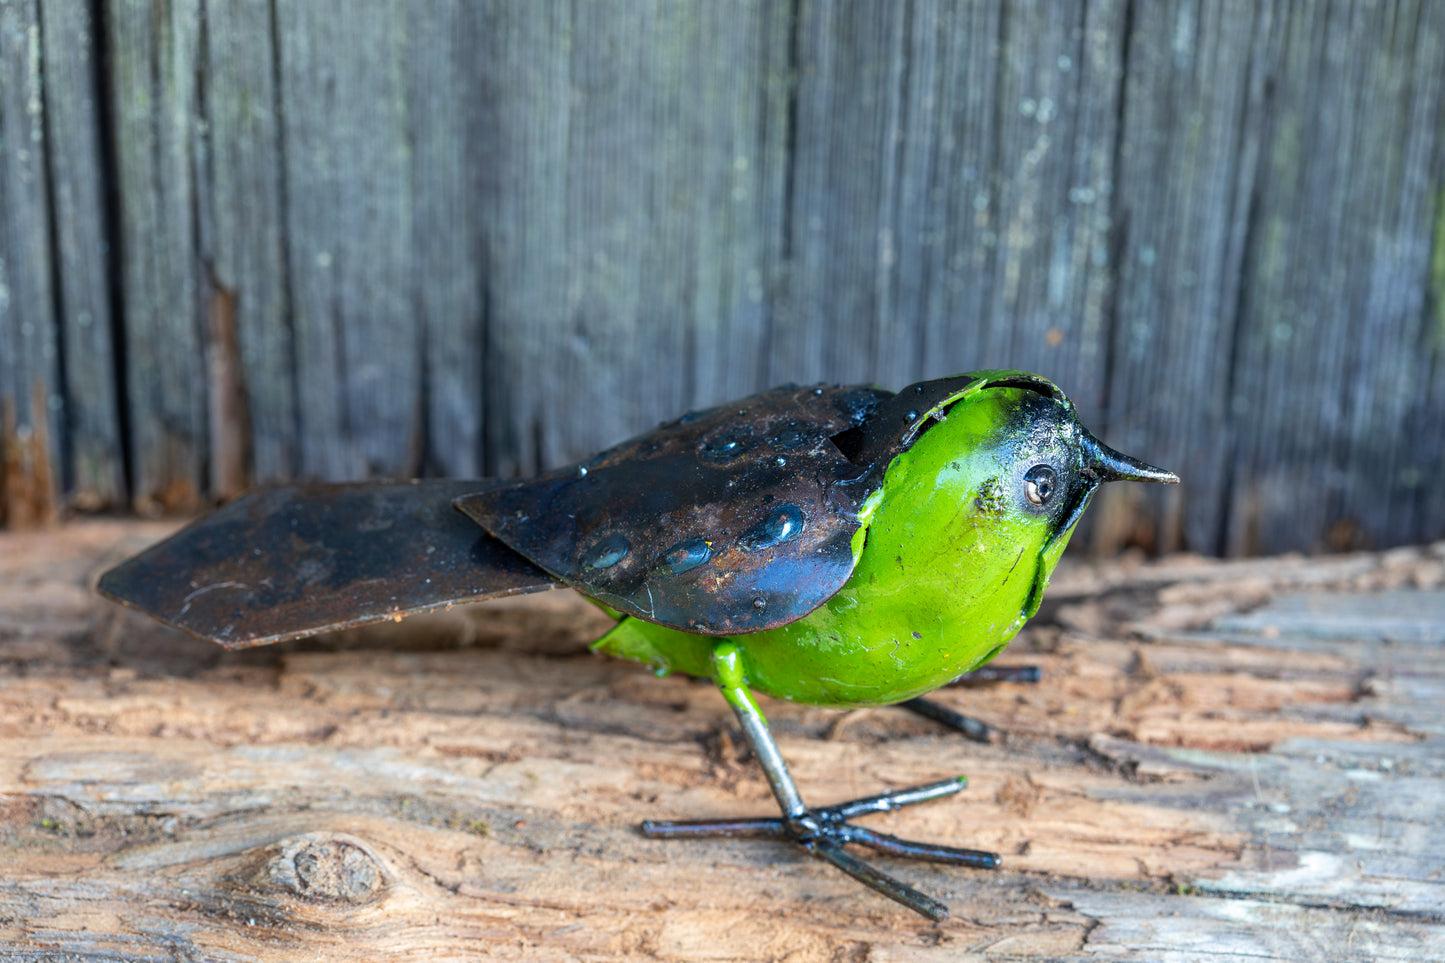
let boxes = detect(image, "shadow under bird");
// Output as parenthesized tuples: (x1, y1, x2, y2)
(100, 369, 1178, 920)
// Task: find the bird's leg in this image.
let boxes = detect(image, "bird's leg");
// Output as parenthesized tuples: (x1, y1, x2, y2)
(901, 664, 1042, 743)
(641, 642, 999, 922)
(960, 665, 1042, 685)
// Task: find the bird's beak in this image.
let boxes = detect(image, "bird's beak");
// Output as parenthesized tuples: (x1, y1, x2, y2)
(1081, 432, 1179, 485)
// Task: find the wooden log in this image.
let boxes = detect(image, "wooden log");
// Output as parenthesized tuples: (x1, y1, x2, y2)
(2, 522, 1443, 960)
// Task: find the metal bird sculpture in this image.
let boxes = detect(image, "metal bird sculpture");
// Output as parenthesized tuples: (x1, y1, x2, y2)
(100, 370, 1178, 920)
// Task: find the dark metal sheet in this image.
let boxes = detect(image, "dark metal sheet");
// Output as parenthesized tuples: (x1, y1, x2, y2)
(98, 480, 558, 649)
(455, 383, 895, 635)
(100, 373, 1074, 648)
(843, 370, 1070, 486)
(455, 374, 1069, 636)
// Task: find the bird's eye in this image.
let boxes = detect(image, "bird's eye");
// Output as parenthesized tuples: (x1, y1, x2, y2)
(1024, 465, 1057, 506)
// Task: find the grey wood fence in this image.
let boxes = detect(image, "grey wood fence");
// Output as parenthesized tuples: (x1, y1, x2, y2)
(1, 0, 1442, 556)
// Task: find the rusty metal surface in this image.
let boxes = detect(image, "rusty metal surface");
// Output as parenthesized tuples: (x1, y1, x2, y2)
(98, 480, 557, 649)
(455, 383, 898, 636)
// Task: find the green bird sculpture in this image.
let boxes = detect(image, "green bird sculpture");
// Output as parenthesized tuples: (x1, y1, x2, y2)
(100, 370, 1177, 920)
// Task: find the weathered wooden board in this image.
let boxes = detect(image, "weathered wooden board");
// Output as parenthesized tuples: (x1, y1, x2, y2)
(103, 0, 209, 513)
(36, 0, 125, 511)
(1, 1, 1443, 554)
(1, 523, 1442, 960)
(0, 0, 62, 526)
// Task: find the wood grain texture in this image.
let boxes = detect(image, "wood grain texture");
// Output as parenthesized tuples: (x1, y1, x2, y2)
(1, 0, 1443, 555)
(779, 1, 1127, 400)
(1207, 0, 1445, 557)
(105, 0, 210, 513)
(199, 0, 293, 487)
(472, 0, 793, 477)
(2, 522, 1444, 960)
(0, 0, 62, 517)
(39, 0, 125, 510)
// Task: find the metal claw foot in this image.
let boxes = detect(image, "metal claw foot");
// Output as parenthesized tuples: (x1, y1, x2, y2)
(642, 777, 1000, 921)
(687, 643, 1001, 919)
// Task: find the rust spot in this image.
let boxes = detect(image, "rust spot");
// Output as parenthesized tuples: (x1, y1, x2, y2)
(1, 381, 59, 531)
(208, 281, 252, 500)
(151, 477, 204, 515)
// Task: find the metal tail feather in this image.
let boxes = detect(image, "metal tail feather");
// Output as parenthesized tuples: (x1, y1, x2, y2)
(98, 479, 559, 649)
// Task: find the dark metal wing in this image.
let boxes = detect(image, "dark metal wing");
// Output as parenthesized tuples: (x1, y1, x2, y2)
(455, 372, 1068, 637)
(98, 480, 558, 649)
(455, 383, 894, 636)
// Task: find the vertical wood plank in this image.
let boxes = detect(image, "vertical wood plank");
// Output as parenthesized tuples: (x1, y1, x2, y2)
(775, 0, 913, 385)
(1101, 0, 1281, 554)
(199, 0, 295, 485)
(105, 0, 207, 511)
(474, 0, 789, 476)
(0, 0, 62, 509)
(466, 1, 570, 477)
(1220, 0, 1445, 555)
(970, 0, 1125, 416)
(6, 0, 1443, 554)
(37, 0, 124, 508)
(274, 0, 421, 481)
(1332, 0, 1445, 553)
(777, 0, 1126, 412)
(404, 0, 486, 479)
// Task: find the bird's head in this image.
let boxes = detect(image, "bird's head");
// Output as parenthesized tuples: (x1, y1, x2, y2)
(858, 373, 1178, 633)
(959, 385, 1179, 556)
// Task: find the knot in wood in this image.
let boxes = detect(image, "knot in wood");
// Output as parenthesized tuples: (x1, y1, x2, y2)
(264, 834, 386, 905)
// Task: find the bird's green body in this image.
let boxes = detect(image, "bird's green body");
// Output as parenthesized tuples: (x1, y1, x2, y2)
(97, 370, 1177, 921)
(594, 387, 1076, 707)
